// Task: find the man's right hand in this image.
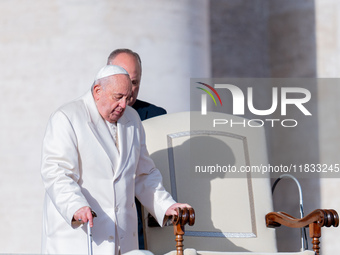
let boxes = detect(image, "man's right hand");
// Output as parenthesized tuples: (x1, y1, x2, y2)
(73, 206, 94, 227)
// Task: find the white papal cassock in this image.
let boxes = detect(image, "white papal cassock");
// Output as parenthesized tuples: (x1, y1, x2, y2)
(41, 90, 175, 254)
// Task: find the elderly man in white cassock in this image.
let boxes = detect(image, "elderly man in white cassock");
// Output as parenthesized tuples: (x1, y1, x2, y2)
(41, 65, 190, 254)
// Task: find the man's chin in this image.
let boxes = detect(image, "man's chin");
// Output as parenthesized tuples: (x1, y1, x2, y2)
(109, 111, 124, 123)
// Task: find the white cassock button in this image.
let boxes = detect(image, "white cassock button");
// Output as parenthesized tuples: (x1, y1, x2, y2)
(115, 206, 119, 212)
(109, 235, 114, 240)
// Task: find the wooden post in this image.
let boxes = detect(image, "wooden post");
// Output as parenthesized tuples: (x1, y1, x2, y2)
(174, 223, 185, 255)
(309, 222, 321, 255)
(171, 207, 195, 255)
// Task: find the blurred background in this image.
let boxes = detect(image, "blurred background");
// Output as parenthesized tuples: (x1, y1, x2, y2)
(0, 0, 339, 254)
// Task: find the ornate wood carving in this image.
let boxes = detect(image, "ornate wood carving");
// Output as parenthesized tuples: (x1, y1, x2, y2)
(266, 209, 339, 255)
(172, 207, 195, 255)
(147, 207, 195, 255)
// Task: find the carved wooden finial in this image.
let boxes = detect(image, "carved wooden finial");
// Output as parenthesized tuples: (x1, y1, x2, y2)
(172, 207, 195, 255)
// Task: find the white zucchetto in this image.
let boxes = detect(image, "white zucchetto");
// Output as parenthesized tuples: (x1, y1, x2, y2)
(95, 65, 128, 81)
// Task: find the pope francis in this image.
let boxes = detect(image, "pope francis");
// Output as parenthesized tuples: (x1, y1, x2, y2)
(40, 65, 188, 254)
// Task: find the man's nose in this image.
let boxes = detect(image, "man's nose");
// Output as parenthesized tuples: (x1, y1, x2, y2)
(119, 98, 127, 109)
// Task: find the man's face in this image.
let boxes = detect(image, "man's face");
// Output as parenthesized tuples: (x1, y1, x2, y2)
(110, 53, 141, 106)
(93, 74, 132, 123)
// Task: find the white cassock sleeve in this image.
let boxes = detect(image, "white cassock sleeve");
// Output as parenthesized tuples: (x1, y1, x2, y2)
(41, 110, 90, 227)
(134, 120, 176, 226)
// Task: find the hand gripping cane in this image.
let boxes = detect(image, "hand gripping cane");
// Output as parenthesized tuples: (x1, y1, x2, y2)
(87, 211, 97, 255)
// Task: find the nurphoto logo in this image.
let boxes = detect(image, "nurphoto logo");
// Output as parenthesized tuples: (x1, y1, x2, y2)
(196, 81, 312, 128)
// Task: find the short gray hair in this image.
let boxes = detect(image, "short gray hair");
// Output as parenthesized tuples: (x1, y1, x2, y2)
(107, 48, 142, 73)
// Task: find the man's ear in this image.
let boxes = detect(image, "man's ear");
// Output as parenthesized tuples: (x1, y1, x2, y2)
(93, 84, 102, 101)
